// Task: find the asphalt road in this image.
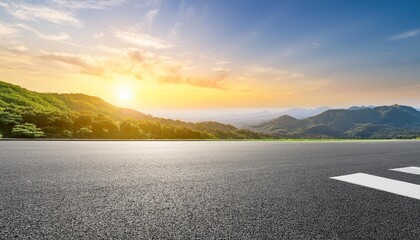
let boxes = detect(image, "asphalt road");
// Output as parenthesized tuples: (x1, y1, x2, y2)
(1, 141, 419, 239)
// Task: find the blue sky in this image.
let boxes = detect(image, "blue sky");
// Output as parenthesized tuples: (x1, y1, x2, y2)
(0, 0, 419, 116)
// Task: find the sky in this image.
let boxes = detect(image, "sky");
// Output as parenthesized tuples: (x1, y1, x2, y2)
(0, 0, 419, 118)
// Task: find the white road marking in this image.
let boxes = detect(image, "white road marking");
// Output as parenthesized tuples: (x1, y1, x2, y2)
(390, 166, 420, 176)
(330, 173, 420, 200)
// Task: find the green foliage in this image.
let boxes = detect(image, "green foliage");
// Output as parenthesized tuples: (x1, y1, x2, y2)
(11, 123, 46, 138)
(119, 119, 145, 139)
(0, 81, 68, 111)
(0, 107, 23, 132)
(0, 80, 266, 139)
(75, 127, 93, 139)
(252, 105, 420, 139)
(63, 130, 72, 138)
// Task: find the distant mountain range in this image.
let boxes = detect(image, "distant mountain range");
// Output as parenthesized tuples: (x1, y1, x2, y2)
(204, 107, 330, 127)
(347, 105, 375, 111)
(249, 105, 420, 138)
(1, 80, 419, 139)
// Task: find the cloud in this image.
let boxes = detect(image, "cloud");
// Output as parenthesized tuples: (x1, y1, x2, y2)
(94, 33, 104, 39)
(302, 79, 331, 91)
(51, 0, 126, 9)
(159, 74, 228, 90)
(270, 79, 331, 98)
(0, 22, 23, 49)
(170, 22, 182, 38)
(18, 24, 70, 41)
(0, 22, 18, 38)
(144, 9, 158, 25)
(39, 52, 103, 75)
(248, 65, 303, 80)
(113, 28, 171, 49)
(216, 60, 231, 65)
(9, 45, 27, 52)
(389, 29, 419, 41)
(125, 51, 227, 89)
(36, 48, 227, 90)
(211, 67, 230, 72)
(0, 1, 81, 27)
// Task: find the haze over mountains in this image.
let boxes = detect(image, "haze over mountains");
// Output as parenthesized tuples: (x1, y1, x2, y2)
(0, 80, 419, 139)
(198, 107, 330, 127)
(249, 105, 420, 138)
(0, 81, 264, 139)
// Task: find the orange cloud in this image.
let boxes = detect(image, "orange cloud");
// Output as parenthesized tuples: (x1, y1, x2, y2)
(36, 48, 229, 90)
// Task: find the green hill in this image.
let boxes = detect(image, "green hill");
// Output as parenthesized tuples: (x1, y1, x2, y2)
(0, 81, 68, 111)
(250, 105, 420, 139)
(0, 80, 267, 139)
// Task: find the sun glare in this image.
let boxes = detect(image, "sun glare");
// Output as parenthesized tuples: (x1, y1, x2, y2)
(116, 86, 134, 102)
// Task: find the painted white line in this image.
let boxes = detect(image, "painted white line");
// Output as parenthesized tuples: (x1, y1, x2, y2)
(390, 166, 420, 176)
(330, 173, 420, 200)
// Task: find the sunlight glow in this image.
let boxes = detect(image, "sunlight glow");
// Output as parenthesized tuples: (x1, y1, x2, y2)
(116, 86, 134, 102)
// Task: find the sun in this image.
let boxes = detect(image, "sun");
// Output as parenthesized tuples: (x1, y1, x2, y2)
(116, 86, 134, 102)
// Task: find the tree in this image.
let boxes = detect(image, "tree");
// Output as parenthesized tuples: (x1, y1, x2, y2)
(63, 130, 72, 138)
(75, 127, 93, 139)
(91, 114, 119, 138)
(73, 113, 93, 130)
(0, 107, 23, 133)
(120, 119, 145, 139)
(11, 123, 46, 138)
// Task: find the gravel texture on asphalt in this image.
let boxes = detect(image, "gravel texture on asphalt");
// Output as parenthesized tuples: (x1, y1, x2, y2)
(1, 141, 419, 239)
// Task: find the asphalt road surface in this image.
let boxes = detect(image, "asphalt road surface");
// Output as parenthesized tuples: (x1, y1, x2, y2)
(1, 141, 419, 239)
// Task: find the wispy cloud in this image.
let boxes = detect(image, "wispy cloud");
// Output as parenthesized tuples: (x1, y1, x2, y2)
(170, 22, 182, 38)
(248, 65, 303, 80)
(51, 0, 126, 9)
(389, 29, 419, 41)
(0, 22, 18, 38)
(11, 45, 28, 52)
(35, 47, 227, 90)
(18, 24, 70, 41)
(94, 33, 104, 39)
(162, 75, 228, 90)
(216, 60, 231, 65)
(0, 22, 23, 49)
(39, 52, 104, 75)
(113, 28, 172, 49)
(144, 9, 159, 25)
(0, 1, 81, 27)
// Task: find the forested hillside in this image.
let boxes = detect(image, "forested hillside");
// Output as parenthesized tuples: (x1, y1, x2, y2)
(0, 81, 266, 139)
(250, 105, 420, 139)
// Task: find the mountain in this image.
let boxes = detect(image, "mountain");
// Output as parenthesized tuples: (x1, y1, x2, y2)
(202, 107, 330, 127)
(0, 80, 266, 139)
(0, 81, 152, 120)
(204, 111, 278, 127)
(249, 105, 420, 138)
(347, 105, 375, 111)
(278, 107, 330, 119)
